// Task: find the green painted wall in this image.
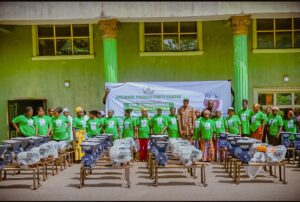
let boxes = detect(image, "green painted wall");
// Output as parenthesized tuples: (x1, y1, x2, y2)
(0, 20, 299, 141)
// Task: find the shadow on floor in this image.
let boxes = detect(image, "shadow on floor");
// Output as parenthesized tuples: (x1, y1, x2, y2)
(67, 182, 123, 188)
(136, 181, 198, 187)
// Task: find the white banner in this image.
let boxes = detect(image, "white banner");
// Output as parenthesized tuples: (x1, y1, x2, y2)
(105, 81, 232, 117)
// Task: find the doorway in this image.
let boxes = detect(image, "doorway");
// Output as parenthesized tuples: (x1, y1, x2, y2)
(7, 99, 47, 139)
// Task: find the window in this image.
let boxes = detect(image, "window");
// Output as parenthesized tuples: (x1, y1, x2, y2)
(253, 18, 300, 53)
(139, 21, 203, 56)
(254, 88, 300, 116)
(32, 24, 94, 59)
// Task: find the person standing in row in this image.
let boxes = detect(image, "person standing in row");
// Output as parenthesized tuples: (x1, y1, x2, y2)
(166, 107, 179, 138)
(96, 110, 105, 134)
(238, 99, 252, 137)
(177, 98, 195, 141)
(267, 106, 283, 146)
(62, 107, 73, 141)
(72, 106, 87, 161)
(262, 106, 272, 143)
(12, 106, 35, 137)
(250, 104, 267, 141)
(199, 110, 215, 162)
(151, 108, 168, 135)
(34, 107, 52, 137)
(136, 108, 151, 162)
(226, 107, 241, 136)
(213, 110, 228, 161)
(103, 109, 120, 140)
(283, 109, 298, 142)
(122, 109, 136, 139)
(193, 109, 202, 149)
(52, 107, 70, 141)
(202, 100, 216, 118)
(86, 110, 102, 138)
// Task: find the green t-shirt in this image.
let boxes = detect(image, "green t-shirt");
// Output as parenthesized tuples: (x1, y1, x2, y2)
(199, 118, 215, 140)
(12, 115, 35, 137)
(151, 114, 168, 134)
(283, 119, 297, 140)
(238, 109, 252, 135)
(86, 118, 102, 137)
(250, 111, 266, 132)
(33, 115, 52, 136)
(98, 118, 105, 134)
(167, 115, 179, 138)
(226, 115, 241, 135)
(122, 117, 136, 138)
(52, 115, 69, 141)
(73, 116, 87, 130)
(136, 116, 150, 139)
(193, 117, 203, 140)
(268, 114, 283, 136)
(213, 116, 228, 137)
(103, 117, 119, 139)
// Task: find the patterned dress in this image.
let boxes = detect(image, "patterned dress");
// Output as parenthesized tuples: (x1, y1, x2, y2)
(177, 106, 196, 137)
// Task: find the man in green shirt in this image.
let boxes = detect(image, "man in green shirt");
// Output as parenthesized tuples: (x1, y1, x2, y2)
(213, 110, 228, 161)
(166, 107, 179, 138)
(226, 107, 241, 135)
(103, 109, 120, 140)
(267, 106, 283, 146)
(136, 108, 151, 161)
(122, 109, 137, 139)
(12, 106, 36, 137)
(151, 108, 168, 135)
(33, 107, 52, 136)
(86, 110, 102, 138)
(251, 104, 266, 141)
(199, 110, 216, 162)
(52, 107, 70, 141)
(283, 109, 298, 141)
(238, 99, 252, 137)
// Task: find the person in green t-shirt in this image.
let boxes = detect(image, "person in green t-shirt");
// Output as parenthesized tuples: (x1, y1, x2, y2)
(167, 107, 180, 139)
(51, 107, 70, 141)
(151, 108, 168, 135)
(262, 106, 272, 143)
(226, 107, 241, 136)
(213, 110, 228, 162)
(103, 109, 120, 140)
(96, 110, 105, 134)
(199, 110, 215, 162)
(283, 109, 298, 141)
(238, 99, 252, 137)
(267, 106, 283, 146)
(193, 109, 202, 149)
(62, 107, 73, 141)
(122, 109, 137, 139)
(86, 110, 102, 138)
(72, 106, 86, 161)
(251, 104, 266, 141)
(12, 106, 36, 137)
(136, 108, 151, 161)
(33, 107, 52, 137)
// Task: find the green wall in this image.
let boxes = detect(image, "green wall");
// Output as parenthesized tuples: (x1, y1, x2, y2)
(0, 20, 299, 141)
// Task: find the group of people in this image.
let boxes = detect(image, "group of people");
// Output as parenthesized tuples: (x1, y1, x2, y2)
(11, 98, 300, 163)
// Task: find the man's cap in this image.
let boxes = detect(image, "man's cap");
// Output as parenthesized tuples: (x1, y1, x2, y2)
(228, 107, 235, 111)
(125, 108, 133, 113)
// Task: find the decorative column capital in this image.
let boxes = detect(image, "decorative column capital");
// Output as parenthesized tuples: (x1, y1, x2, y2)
(98, 19, 118, 39)
(229, 15, 251, 35)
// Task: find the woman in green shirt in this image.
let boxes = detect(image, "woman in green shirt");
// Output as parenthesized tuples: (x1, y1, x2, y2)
(33, 107, 52, 136)
(283, 109, 298, 141)
(103, 109, 120, 140)
(226, 107, 241, 135)
(122, 109, 136, 139)
(136, 108, 151, 162)
(51, 107, 70, 141)
(72, 106, 86, 161)
(251, 104, 266, 141)
(86, 110, 102, 138)
(12, 106, 35, 137)
(267, 106, 283, 146)
(213, 110, 228, 161)
(199, 110, 216, 162)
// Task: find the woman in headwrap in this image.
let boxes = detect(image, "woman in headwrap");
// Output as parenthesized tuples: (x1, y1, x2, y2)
(267, 106, 283, 146)
(72, 106, 87, 162)
(62, 107, 73, 141)
(250, 104, 267, 141)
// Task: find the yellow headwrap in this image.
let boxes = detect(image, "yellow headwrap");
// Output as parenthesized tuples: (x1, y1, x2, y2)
(75, 106, 83, 113)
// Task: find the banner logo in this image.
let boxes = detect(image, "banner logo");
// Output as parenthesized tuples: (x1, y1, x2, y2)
(143, 86, 154, 94)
